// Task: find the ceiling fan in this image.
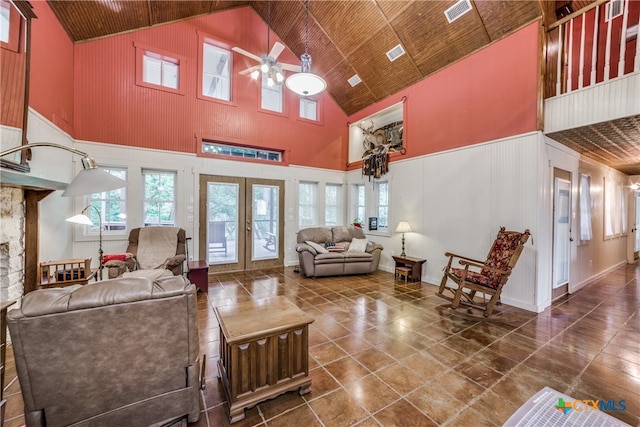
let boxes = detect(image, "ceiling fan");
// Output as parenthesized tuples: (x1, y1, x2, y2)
(232, 41, 301, 85)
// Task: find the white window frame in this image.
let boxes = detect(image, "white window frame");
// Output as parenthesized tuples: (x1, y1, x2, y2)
(84, 167, 128, 235)
(0, 0, 10, 44)
(352, 183, 366, 226)
(261, 73, 283, 113)
(143, 169, 177, 227)
(374, 181, 389, 231)
(300, 98, 317, 121)
(143, 52, 179, 89)
(202, 42, 231, 101)
(325, 183, 343, 226)
(298, 181, 318, 228)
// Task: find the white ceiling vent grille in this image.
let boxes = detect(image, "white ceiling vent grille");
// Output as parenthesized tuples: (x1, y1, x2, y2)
(347, 74, 362, 87)
(386, 44, 405, 62)
(445, 0, 473, 23)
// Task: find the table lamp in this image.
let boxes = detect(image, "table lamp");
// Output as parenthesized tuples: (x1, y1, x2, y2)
(394, 220, 412, 257)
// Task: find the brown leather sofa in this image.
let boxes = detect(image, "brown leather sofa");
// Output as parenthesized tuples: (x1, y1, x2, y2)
(7, 275, 200, 426)
(295, 226, 383, 278)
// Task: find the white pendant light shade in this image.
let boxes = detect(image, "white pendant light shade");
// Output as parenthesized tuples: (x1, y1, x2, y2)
(62, 168, 128, 197)
(286, 71, 326, 97)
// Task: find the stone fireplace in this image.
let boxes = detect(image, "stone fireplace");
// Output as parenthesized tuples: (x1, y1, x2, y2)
(0, 187, 25, 304)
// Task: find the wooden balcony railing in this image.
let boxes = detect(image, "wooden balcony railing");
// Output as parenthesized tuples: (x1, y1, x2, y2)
(545, 0, 639, 98)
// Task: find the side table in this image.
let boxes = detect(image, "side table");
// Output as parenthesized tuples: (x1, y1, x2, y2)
(214, 297, 314, 423)
(392, 255, 426, 283)
(187, 260, 209, 293)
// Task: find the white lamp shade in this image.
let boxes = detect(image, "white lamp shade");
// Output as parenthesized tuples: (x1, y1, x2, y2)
(285, 72, 327, 97)
(66, 213, 93, 225)
(395, 221, 412, 233)
(62, 168, 127, 197)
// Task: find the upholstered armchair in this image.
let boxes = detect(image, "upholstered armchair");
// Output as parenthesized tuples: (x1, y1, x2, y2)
(7, 275, 201, 426)
(104, 227, 186, 279)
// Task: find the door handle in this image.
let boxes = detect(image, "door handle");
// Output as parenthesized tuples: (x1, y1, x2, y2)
(569, 237, 574, 241)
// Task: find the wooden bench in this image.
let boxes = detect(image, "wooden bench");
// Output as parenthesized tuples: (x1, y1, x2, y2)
(39, 258, 96, 288)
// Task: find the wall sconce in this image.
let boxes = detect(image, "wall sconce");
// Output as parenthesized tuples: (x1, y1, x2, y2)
(394, 220, 412, 257)
(0, 142, 127, 196)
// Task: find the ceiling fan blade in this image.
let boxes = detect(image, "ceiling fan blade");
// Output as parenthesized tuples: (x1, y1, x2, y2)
(239, 65, 261, 75)
(232, 46, 262, 63)
(280, 63, 302, 72)
(269, 41, 285, 60)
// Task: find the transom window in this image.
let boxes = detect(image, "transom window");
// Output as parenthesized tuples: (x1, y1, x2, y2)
(143, 170, 176, 227)
(202, 43, 231, 101)
(202, 142, 282, 162)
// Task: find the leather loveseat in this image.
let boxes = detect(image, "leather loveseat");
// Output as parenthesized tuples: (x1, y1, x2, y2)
(296, 225, 383, 278)
(7, 275, 200, 426)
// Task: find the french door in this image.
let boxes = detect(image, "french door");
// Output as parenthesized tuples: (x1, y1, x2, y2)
(198, 175, 284, 273)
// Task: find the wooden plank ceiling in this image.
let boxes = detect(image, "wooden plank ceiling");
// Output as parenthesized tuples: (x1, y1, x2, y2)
(45, 0, 638, 175)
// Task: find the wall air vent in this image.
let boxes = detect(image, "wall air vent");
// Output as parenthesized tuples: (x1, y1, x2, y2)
(386, 44, 405, 62)
(445, 0, 473, 23)
(347, 74, 362, 87)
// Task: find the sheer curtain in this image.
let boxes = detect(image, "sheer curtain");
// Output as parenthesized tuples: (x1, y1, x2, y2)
(579, 174, 592, 241)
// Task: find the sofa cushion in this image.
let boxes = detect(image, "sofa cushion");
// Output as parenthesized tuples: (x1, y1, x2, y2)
(348, 238, 368, 253)
(297, 227, 332, 244)
(306, 240, 328, 253)
(343, 252, 372, 263)
(332, 226, 364, 242)
(314, 253, 347, 264)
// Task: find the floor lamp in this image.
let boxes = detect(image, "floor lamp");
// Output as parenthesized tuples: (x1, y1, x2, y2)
(66, 206, 104, 280)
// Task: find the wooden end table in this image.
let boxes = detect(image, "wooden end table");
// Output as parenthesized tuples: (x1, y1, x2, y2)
(214, 297, 314, 423)
(187, 260, 209, 293)
(392, 255, 426, 283)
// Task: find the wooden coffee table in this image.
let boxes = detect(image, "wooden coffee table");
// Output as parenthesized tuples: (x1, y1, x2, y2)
(214, 297, 314, 423)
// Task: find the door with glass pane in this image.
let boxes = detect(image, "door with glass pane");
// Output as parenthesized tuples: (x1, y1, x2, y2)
(199, 175, 283, 273)
(552, 169, 571, 299)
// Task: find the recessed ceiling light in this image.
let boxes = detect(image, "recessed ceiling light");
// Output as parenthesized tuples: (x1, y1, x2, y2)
(386, 44, 405, 62)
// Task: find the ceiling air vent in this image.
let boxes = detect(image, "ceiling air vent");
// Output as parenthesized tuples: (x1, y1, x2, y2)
(347, 74, 362, 87)
(445, 0, 473, 23)
(386, 44, 405, 62)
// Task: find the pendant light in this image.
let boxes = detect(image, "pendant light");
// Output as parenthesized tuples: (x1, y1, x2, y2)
(285, 0, 326, 97)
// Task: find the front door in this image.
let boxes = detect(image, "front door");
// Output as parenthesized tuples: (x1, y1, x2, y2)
(552, 168, 572, 299)
(198, 175, 284, 273)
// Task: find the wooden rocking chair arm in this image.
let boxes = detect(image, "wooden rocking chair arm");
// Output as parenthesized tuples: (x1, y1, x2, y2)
(457, 259, 486, 270)
(444, 252, 484, 265)
(460, 260, 511, 277)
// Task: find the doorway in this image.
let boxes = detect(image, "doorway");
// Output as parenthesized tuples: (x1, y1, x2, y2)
(552, 168, 572, 300)
(198, 175, 284, 273)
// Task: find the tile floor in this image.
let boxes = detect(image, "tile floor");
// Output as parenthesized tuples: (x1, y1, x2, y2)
(3, 263, 639, 426)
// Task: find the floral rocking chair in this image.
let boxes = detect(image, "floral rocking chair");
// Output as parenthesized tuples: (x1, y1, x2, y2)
(437, 227, 531, 317)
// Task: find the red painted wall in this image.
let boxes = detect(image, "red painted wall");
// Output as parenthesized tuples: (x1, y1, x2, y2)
(29, 0, 74, 135)
(72, 7, 348, 171)
(348, 21, 541, 160)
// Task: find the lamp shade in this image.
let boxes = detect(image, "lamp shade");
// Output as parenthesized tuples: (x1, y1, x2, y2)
(285, 72, 327, 97)
(66, 213, 93, 225)
(395, 221, 412, 233)
(62, 168, 127, 197)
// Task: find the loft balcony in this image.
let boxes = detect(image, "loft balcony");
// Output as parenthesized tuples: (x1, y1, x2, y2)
(543, 0, 639, 175)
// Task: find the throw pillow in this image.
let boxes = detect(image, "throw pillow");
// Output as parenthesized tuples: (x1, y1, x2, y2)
(347, 237, 368, 253)
(327, 246, 345, 253)
(305, 240, 328, 254)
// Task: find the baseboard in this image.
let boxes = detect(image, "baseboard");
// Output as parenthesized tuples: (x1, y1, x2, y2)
(569, 260, 628, 293)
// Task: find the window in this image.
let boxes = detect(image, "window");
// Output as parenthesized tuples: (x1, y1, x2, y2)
(299, 181, 318, 227)
(375, 181, 389, 230)
(300, 98, 317, 121)
(201, 141, 283, 162)
(86, 167, 127, 233)
(202, 42, 231, 101)
(325, 184, 342, 226)
(135, 43, 185, 95)
(579, 174, 593, 242)
(604, 177, 627, 238)
(353, 184, 365, 224)
(0, 0, 9, 44)
(261, 74, 283, 113)
(143, 170, 176, 226)
(143, 52, 179, 89)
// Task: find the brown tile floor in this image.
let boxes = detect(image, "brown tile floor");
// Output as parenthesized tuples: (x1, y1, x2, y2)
(4, 263, 639, 426)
